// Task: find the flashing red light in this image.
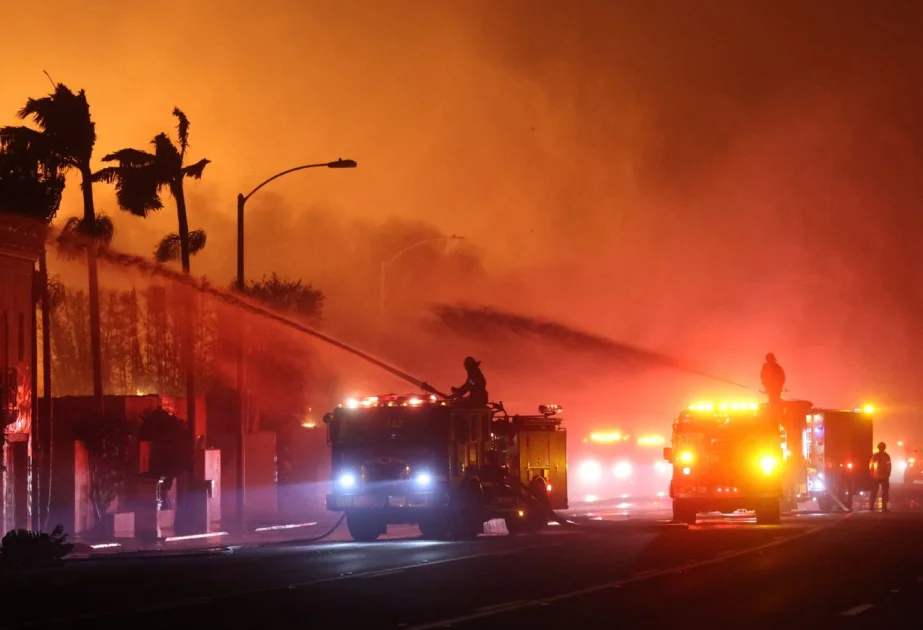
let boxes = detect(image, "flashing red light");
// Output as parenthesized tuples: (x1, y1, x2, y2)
(847, 462, 854, 469)
(547, 484, 552, 492)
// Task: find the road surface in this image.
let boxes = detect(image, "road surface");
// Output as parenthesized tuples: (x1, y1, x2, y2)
(3, 490, 923, 629)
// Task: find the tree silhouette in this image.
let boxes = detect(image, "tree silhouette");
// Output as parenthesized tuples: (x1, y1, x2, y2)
(237, 273, 325, 321)
(94, 107, 210, 447)
(0, 82, 108, 410)
(93, 108, 209, 273)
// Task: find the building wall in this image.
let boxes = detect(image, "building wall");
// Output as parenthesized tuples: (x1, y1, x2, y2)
(0, 216, 42, 534)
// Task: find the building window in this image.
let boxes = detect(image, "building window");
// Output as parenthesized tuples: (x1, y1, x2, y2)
(18, 312, 24, 362)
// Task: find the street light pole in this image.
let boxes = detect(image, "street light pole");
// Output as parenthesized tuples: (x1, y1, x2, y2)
(379, 235, 464, 325)
(234, 157, 356, 530)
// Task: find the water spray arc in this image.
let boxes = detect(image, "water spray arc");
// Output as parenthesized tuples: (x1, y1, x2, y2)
(51, 235, 436, 396)
(431, 304, 755, 391)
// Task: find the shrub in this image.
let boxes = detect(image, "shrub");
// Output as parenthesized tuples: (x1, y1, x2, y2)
(0, 524, 74, 569)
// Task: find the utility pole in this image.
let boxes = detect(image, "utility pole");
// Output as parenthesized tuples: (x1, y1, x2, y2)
(236, 193, 247, 532)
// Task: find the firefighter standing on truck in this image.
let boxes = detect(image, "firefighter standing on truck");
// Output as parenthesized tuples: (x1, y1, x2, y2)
(450, 356, 488, 407)
(869, 442, 891, 512)
(761, 353, 786, 403)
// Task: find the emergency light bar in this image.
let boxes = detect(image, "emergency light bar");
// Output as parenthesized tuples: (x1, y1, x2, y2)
(539, 404, 562, 416)
(687, 401, 759, 412)
(341, 394, 441, 409)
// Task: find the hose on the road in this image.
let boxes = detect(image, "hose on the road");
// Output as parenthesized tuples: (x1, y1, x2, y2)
(287, 513, 347, 544)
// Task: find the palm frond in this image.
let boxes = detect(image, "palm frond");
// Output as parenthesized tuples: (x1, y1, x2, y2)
(110, 166, 165, 218)
(188, 229, 207, 256)
(91, 166, 119, 184)
(93, 213, 115, 245)
(100, 148, 155, 167)
(182, 158, 210, 180)
(18, 84, 96, 167)
(152, 133, 182, 172)
(172, 108, 190, 155)
(0, 126, 45, 152)
(154, 233, 181, 263)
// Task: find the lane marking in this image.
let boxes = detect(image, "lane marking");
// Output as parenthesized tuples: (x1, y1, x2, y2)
(474, 600, 527, 613)
(7, 539, 568, 627)
(840, 604, 874, 616)
(406, 514, 851, 629)
(355, 568, 406, 579)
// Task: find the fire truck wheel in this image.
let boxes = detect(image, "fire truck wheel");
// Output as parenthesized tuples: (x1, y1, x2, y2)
(418, 516, 448, 540)
(449, 481, 484, 540)
(755, 500, 781, 525)
(346, 513, 384, 542)
(816, 495, 835, 512)
(672, 500, 696, 525)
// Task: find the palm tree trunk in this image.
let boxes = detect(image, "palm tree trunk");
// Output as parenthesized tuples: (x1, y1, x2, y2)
(81, 166, 104, 412)
(174, 181, 196, 452)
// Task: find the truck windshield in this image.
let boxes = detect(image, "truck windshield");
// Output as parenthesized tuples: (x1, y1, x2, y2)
(332, 407, 442, 447)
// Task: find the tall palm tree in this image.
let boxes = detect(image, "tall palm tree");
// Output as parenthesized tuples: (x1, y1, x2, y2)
(0, 83, 109, 411)
(94, 107, 210, 443)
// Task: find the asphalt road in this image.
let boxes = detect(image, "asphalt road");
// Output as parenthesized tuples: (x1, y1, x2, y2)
(3, 489, 923, 629)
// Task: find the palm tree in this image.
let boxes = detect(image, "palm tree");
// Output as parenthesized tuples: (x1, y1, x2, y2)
(94, 107, 210, 443)
(0, 83, 109, 411)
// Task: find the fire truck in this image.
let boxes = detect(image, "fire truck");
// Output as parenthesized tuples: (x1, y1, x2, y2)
(664, 400, 875, 524)
(787, 403, 874, 511)
(664, 401, 784, 525)
(572, 430, 670, 502)
(323, 393, 568, 542)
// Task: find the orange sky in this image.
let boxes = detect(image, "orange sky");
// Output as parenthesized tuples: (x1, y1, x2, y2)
(4, 0, 923, 438)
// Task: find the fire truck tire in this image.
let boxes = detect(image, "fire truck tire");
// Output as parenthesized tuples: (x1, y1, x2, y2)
(346, 513, 385, 542)
(448, 481, 484, 540)
(755, 500, 781, 525)
(418, 516, 448, 540)
(817, 495, 835, 512)
(673, 500, 696, 525)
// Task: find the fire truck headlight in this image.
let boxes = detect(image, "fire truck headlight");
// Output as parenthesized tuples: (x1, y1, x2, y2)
(414, 472, 432, 487)
(578, 460, 602, 483)
(338, 472, 357, 488)
(758, 455, 778, 475)
(613, 462, 633, 479)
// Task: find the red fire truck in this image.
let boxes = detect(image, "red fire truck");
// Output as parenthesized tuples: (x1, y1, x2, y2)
(323, 394, 568, 541)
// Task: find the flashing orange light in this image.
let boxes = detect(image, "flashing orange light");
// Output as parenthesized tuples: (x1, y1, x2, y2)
(898, 441, 904, 447)
(589, 432, 625, 443)
(759, 455, 778, 475)
(637, 435, 665, 446)
(846, 462, 854, 469)
(302, 421, 317, 429)
(688, 401, 758, 413)
(679, 451, 693, 463)
(863, 404, 874, 414)
(547, 484, 553, 492)
(909, 458, 916, 465)
(682, 467, 691, 475)
(408, 397, 422, 406)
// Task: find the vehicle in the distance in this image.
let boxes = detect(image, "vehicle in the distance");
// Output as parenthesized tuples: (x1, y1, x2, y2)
(571, 430, 670, 502)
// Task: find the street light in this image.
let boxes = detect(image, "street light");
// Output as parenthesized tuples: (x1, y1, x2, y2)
(380, 235, 464, 324)
(233, 157, 356, 531)
(236, 158, 357, 290)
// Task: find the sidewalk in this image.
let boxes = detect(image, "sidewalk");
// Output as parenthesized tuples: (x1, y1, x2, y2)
(68, 512, 344, 560)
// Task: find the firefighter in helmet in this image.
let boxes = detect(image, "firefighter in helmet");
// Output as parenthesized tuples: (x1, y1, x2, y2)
(760, 353, 786, 404)
(449, 356, 489, 407)
(869, 442, 892, 512)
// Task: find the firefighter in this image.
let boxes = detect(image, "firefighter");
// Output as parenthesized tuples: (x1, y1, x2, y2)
(868, 442, 892, 512)
(760, 353, 786, 403)
(449, 356, 489, 406)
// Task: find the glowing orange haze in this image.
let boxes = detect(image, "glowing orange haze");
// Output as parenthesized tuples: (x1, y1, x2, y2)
(3, 1, 923, 442)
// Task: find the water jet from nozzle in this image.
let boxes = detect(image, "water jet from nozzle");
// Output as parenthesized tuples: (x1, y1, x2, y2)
(432, 304, 753, 390)
(50, 230, 441, 396)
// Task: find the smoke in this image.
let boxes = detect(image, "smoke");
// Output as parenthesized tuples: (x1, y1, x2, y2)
(4, 1, 923, 440)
